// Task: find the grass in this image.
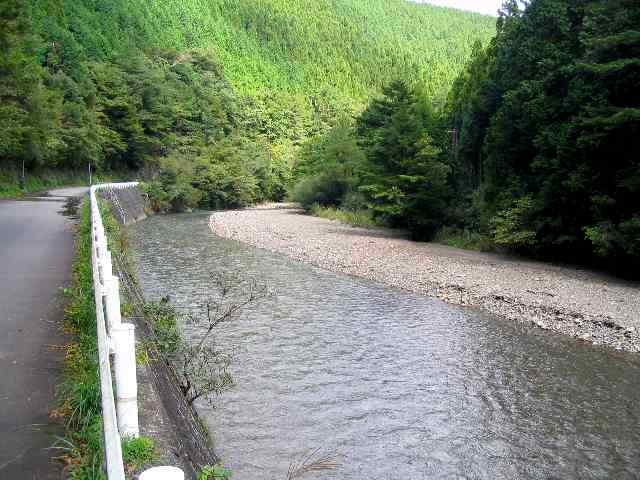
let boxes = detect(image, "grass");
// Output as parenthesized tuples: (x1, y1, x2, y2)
(310, 204, 378, 228)
(55, 201, 106, 479)
(122, 436, 156, 471)
(433, 226, 493, 252)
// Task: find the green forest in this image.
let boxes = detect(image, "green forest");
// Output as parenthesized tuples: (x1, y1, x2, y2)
(1, 0, 492, 199)
(292, 0, 640, 275)
(2, 0, 639, 274)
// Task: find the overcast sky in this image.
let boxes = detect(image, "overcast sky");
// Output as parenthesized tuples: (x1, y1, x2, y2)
(417, 0, 503, 16)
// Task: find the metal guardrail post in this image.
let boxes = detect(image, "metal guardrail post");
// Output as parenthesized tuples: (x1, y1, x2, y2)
(104, 275, 122, 330)
(112, 322, 139, 438)
(103, 251, 113, 278)
(139, 466, 185, 480)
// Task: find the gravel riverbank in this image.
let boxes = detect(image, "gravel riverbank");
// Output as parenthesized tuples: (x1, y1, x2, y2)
(209, 205, 640, 352)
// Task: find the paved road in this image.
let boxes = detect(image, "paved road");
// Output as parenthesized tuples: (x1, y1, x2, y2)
(0, 187, 87, 479)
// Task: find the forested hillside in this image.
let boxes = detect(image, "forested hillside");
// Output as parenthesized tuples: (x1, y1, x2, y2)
(293, 0, 640, 275)
(1, 0, 492, 200)
(27, 0, 494, 98)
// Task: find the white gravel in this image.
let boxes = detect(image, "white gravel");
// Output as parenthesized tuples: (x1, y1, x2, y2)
(209, 205, 640, 352)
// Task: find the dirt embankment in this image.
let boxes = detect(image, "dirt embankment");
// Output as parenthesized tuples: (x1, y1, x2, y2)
(209, 205, 640, 353)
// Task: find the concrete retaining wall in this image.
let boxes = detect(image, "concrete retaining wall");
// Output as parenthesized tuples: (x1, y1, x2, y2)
(98, 186, 149, 225)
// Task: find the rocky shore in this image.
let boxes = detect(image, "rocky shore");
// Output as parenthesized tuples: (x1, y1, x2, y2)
(209, 205, 640, 353)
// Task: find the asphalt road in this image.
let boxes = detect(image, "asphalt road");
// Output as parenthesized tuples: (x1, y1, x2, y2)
(0, 187, 87, 479)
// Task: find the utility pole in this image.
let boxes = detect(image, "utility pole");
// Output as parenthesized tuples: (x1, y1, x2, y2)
(20, 158, 26, 190)
(446, 128, 459, 162)
(89, 162, 92, 185)
(267, 149, 272, 197)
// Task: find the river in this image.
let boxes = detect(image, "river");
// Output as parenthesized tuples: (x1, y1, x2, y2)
(129, 212, 640, 480)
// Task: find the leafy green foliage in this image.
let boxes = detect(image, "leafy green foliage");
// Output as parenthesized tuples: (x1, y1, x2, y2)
(198, 463, 232, 480)
(293, 0, 640, 275)
(28, 0, 494, 99)
(491, 196, 537, 248)
(121, 436, 156, 470)
(294, 80, 453, 239)
(0, 0, 61, 172)
(290, 173, 351, 210)
(0, 168, 84, 197)
(4, 0, 493, 216)
(8, 0, 637, 273)
(433, 227, 493, 252)
(142, 300, 182, 356)
(291, 118, 365, 208)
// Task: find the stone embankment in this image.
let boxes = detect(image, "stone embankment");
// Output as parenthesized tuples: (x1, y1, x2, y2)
(210, 205, 640, 352)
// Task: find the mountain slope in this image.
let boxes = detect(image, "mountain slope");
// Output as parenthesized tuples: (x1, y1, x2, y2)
(31, 0, 495, 99)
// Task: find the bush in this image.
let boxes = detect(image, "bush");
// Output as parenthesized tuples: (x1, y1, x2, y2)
(290, 173, 351, 209)
(433, 226, 494, 252)
(194, 162, 259, 210)
(340, 191, 369, 212)
(491, 196, 537, 249)
(584, 217, 640, 273)
(310, 204, 377, 228)
(143, 159, 203, 213)
(122, 436, 156, 470)
(198, 463, 232, 480)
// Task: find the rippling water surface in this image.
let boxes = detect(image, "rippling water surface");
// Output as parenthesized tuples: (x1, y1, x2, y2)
(129, 213, 640, 480)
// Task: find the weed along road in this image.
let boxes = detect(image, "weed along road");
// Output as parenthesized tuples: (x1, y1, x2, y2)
(0, 187, 86, 479)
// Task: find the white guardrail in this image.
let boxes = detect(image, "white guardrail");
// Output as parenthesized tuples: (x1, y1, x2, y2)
(90, 183, 184, 480)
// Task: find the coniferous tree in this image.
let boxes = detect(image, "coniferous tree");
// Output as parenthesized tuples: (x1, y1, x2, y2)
(446, 0, 640, 272)
(357, 81, 451, 238)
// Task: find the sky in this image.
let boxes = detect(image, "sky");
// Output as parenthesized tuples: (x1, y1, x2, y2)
(416, 0, 503, 16)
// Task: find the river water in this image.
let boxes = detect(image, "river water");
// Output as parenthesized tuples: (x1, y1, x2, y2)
(129, 213, 640, 480)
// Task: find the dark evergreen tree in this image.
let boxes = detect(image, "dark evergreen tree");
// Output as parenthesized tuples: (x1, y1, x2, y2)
(446, 0, 640, 273)
(356, 80, 451, 238)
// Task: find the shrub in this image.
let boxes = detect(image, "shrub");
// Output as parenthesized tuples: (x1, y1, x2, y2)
(310, 204, 377, 228)
(121, 436, 156, 470)
(340, 191, 368, 212)
(291, 173, 351, 209)
(433, 226, 494, 252)
(198, 463, 232, 480)
(491, 196, 537, 249)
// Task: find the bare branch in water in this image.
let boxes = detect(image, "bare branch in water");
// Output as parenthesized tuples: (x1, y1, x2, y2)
(145, 272, 269, 407)
(286, 448, 341, 480)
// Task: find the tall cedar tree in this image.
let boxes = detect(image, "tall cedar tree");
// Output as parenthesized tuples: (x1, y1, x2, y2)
(356, 80, 451, 239)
